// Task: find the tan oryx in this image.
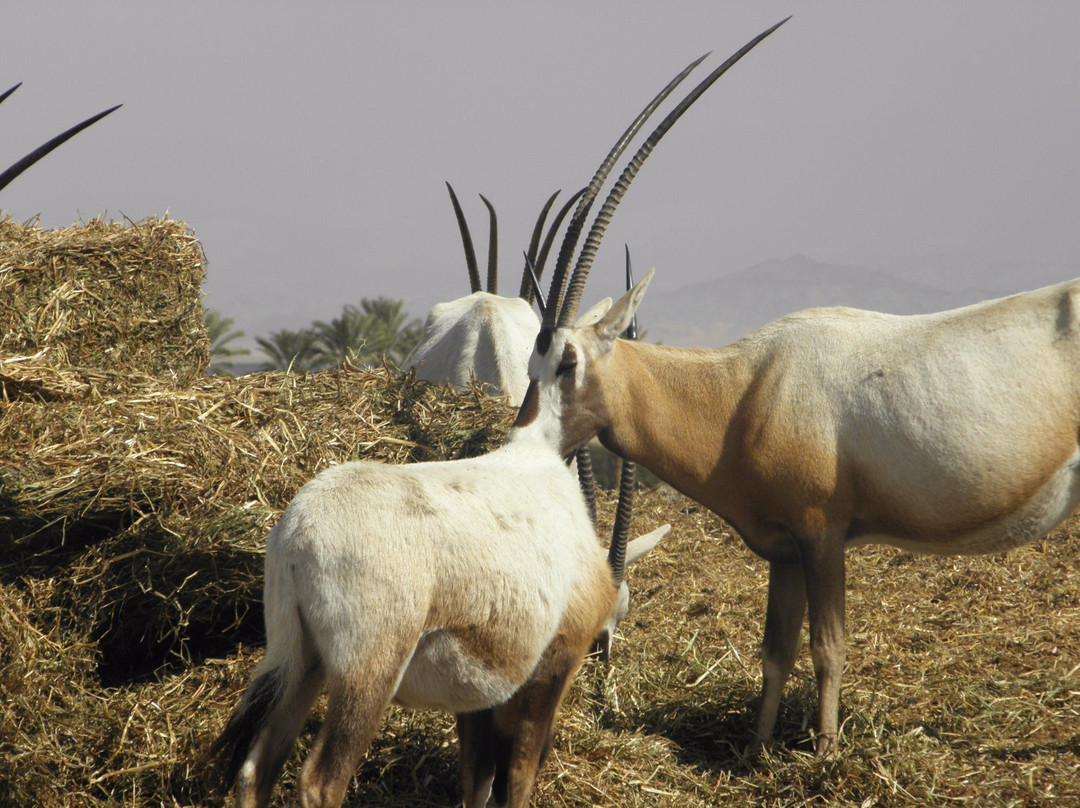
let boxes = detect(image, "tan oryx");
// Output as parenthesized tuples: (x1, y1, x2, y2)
(208, 356, 668, 808)
(0, 82, 121, 193)
(404, 184, 582, 406)
(517, 19, 1078, 758)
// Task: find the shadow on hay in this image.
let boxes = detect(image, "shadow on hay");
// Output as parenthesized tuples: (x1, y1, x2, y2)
(45, 506, 270, 686)
(622, 684, 828, 773)
(988, 738, 1080, 761)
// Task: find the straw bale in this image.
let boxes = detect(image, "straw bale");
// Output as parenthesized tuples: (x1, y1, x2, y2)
(0, 216, 209, 384)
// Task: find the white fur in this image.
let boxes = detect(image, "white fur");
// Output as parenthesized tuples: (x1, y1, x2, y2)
(405, 292, 539, 406)
(264, 438, 596, 711)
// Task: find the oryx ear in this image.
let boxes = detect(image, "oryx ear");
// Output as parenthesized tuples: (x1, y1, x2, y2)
(574, 297, 613, 328)
(594, 268, 655, 342)
(625, 523, 670, 566)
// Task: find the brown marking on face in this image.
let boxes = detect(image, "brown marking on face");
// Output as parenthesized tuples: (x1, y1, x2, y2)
(512, 380, 540, 428)
(536, 327, 553, 356)
(555, 339, 613, 458)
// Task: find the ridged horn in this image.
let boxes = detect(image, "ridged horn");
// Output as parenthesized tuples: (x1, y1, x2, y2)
(479, 194, 498, 294)
(0, 103, 122, 194)
(529, 187, 587, 298)
(445, 181, 482, 293)
(540, 52, 710, 332)
(555, 18, 789, 328)
(576, 445, 598, 527)
(608, 246, 639, 584)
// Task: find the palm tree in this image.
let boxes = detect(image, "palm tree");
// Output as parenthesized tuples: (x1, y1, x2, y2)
(205, 310, 250, 375)
(311, 306, 370, 367)
(312, 298, 423, 368)
(256, 328, 321, 372)
(354, 297, 423, 365)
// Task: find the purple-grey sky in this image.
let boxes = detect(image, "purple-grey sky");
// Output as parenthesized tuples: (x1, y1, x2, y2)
(3, 3, 1078, 351)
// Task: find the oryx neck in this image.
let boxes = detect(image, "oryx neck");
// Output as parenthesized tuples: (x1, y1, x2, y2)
(600, 340, 752, 506)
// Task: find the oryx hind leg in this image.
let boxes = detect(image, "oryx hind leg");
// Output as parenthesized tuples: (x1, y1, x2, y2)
(297, 643, 416, 808)
(238, 664, 326, 808)
(457, 708, 505, 808)
(801, 532, 847, 758)
(489, 645, 585, 807)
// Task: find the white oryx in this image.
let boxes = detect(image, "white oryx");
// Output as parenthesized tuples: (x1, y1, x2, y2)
(0, 82, 121, 193)
(209, 360, 669, 808)
(404, 184, 581, 406)
(520, 16, 1077, 759)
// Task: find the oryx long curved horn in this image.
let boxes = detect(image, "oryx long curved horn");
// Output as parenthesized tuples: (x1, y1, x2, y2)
(446, 181, 482, 294)
(523, 251, 546, 317)
(529, 187, 587, 297)
(520, 188, 589, 302)
(479, 194, 498, 294)
(0, 102, 122, 194)
(519, 190, 561, 299)
(556, 18, 789, 328)
(0, 83, 22, 106)
(608, 246, 639, 583)
(576, 445, 598, 527)
(541, 53, 709, 331)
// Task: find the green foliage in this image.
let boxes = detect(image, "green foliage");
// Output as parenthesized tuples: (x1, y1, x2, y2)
(255, 328, 321, 372)
(205, 310, 249, 376)
(245, 297, 423, 373)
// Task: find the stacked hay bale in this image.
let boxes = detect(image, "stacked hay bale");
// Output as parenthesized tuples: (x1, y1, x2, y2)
(0, 216, 210, 384)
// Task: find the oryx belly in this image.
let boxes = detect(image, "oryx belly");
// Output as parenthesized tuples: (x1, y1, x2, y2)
(394, 626, 545, 712)
(853, 446, 1080, 555)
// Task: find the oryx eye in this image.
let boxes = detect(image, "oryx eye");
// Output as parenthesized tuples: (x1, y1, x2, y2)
(555, 344, 578, 378)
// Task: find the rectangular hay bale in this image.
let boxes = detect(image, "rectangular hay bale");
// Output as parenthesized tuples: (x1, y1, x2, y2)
(0, 216, 209, 383)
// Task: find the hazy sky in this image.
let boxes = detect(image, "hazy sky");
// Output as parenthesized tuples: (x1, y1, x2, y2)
(3, 3, 1078, 350)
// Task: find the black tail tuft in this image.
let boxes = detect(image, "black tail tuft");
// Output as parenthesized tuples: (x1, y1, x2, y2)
(207, 668, 286, 789)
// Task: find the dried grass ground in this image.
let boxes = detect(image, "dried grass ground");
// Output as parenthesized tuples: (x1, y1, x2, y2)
(2, 361, 1077, 807)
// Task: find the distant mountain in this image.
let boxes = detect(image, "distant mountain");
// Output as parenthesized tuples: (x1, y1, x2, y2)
(646, 255, 1009, 347)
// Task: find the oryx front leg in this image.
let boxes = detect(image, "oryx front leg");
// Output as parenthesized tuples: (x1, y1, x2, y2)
(802, 535, 847, 758)
(750, 560, 806, 757)
(489, 650, 582, 807)
(457, 709, 502, 808)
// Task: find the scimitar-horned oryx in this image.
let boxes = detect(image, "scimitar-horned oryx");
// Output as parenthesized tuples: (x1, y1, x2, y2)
(404, 184, 583, 407)
(208, 353, 668, 808)
(519, 17, 1079, 759)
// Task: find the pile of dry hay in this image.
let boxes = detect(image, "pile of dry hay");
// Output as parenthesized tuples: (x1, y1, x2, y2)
(2, 218, 1078, 807)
